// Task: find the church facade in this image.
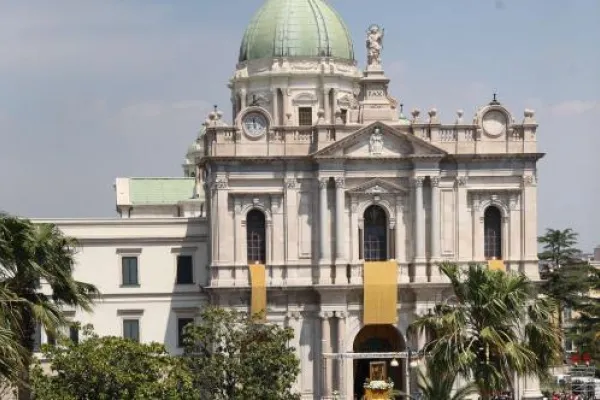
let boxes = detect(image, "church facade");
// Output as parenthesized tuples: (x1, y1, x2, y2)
(34, 0, 545, 399)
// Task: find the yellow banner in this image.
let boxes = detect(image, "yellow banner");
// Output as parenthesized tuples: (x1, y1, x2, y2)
(363, 261, 398, 325)
(249, 264, 266, 321)
(488, 259, 506, 272)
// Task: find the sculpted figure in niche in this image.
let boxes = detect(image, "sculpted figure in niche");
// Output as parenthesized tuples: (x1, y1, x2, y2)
(369, 127, 384, 155)
(366, 24, 384, 66)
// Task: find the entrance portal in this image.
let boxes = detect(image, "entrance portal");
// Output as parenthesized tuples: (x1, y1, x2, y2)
(352, 325, 405, 399)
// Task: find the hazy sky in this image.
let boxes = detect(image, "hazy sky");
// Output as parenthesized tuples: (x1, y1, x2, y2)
(0, 0, 598, 252)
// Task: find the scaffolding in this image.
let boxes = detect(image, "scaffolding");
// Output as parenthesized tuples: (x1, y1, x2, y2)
(570, 364, 596, 399)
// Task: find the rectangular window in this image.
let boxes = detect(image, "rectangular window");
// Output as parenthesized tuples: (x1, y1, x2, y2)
(176, 255, 194, 284)
(69, 326, 79, 344)
(565, 339, 574, 352)
(177, 318, 194, 348)
(123, 319, 140, 342)
(340, 109, 348, 124)
(298, 107, 313, 126)
(121, 256, 139, 286)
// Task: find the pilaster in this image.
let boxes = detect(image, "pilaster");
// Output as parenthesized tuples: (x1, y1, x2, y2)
(286, 311, 302, 393)
(215, 176, 230, 265)
(430, 176, 441, 261)
(412, 176, 427, 282)
(334, 177, 347, 282)
(319, 178, 332, 284)
(284, 178, 299, 264)
(319, 311, 333, 399)
(456, 176, 472, 261)
(271, 194, 284, 283)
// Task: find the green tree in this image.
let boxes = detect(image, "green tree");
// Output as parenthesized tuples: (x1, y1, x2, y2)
(568, 267, 600, 373)
(538, 228, 596, 353)
(409, 263, 561, 400)
(0, 214, 99, 399)
(31, 325, 193, 400)
(538, 228, 580, 267)
(182, 307, 300, 400)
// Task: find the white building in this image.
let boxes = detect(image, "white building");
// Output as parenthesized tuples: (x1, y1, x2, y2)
(34, 0, 545, 398)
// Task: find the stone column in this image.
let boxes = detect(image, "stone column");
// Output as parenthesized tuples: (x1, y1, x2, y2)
(335, 311, 347, 397)
(319, 178, 331, 264)
(334, 177, 347, 276)
(430, 176, 441, 260)
(320, 311, 333, 398)
(233, 198, 243, 266)
(286, 311, 302, 393)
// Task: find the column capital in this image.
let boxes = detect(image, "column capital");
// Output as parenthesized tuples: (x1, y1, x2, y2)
(456, 176, 469, 187)
(431, 176, 440, 187)
(522, 174, 537, 187)
(212, 176, 229, 190)
(334, 310, 348, 319)
(411, 176, 425, 188)
(286, 310, 301, 320)
(284, 178, 298, 190)
(319, 311, 334, 319)
(318, 178, 329, 189)
(334, 177, 345, 189)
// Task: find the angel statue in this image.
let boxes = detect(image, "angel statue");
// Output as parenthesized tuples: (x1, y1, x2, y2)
(366, 24, 384, 66)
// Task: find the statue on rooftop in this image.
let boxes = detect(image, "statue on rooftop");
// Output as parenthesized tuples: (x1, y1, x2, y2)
(366, 24, 384, 66)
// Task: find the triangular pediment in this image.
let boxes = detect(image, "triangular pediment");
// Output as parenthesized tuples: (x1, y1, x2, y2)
(312, 122, 446, 159)
(348, 178, 409, 194)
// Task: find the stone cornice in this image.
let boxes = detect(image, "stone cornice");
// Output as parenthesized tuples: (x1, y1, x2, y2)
(446, 153, 545, 162)
(77, 235, 208, 246)
(32, 218, 207, 227)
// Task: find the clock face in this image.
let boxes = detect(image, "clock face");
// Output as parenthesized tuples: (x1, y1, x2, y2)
(243, 112, 268, 138)
(482, 110, 507, 137)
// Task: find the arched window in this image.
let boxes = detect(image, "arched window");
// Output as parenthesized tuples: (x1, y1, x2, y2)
(246, 210, 266, 264)
(484, 206, 502, 259)
(363, 205, 388, 261)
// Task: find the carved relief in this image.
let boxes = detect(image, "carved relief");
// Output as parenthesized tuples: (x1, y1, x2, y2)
(292, 62, 319, 71)
(248, 92, 271, 107)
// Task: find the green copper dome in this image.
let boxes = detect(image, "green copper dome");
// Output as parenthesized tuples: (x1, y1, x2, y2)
(239, 0, 355, 62)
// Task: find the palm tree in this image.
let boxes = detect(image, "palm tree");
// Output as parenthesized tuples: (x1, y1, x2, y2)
(416, 363, 477, 400)
(409, 263, 561, 400)
(0, 213, 99, 400)
(0, 286, 26, 385)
